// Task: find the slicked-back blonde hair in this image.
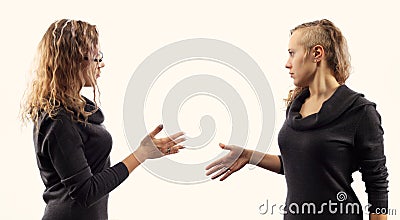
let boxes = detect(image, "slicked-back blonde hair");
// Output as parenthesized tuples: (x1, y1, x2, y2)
(285, 19, 351, 106)
(21, 19, 100, 126)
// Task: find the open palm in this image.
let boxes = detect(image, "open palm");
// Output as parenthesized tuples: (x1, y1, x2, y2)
(205, 143, 249, 181)
(134, 124, 185, 162)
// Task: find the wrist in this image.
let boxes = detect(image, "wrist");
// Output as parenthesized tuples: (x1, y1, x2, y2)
(132, 149, 147, 163)
(122, 152, 143, 174)
(243, 149, 253, 164)
(247, 149, 264, 165)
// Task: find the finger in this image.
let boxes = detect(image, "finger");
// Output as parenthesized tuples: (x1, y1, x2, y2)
(219, 161, 245, 181)
(174, 145, 185, 150)
(210, 166, 230, 180)
(169, 145, 184, 153)
(219, 168, 234, 181)
(220, 143, 233, 151)
(169, 145, 184, 154)
(166, 137, 186, 147)
(158, 131, 185, 143)
(160, 139, 186, 153)
(205, 158, 224, 170)
(149, 124, 163, 138)
(163, 146, 172, 154)
(205, 163, 226, 176)
(170, 131, 185, 139)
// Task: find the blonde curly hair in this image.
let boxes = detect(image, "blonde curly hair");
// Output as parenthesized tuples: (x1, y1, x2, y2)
(21, 19, 101, 126)
(285, 19, 351, 106)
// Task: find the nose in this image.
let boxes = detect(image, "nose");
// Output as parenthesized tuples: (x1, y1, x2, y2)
(285, 58, 291, 69)
(98, 61, 105, 68)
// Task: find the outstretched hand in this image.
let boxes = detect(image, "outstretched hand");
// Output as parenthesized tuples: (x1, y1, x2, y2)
(134, 124, 185, 162)
(205, 143, 250, 181)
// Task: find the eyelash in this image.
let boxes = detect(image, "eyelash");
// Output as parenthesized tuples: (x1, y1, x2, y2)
(289, 52, 294, 56)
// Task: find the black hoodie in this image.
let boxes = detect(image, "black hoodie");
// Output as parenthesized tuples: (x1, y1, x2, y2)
(278, 85, 388, 220)
(34, 97, 129, 220)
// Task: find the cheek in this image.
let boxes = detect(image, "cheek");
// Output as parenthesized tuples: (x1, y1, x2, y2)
(83, 69, 95, 80)
(292, 58, 303, 72)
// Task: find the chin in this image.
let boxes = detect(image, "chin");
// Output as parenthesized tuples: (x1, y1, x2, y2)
(293, 80, 301, 87)
(293, 80, 308, 88)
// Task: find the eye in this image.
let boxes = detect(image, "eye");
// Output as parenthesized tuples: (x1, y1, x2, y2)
(289, 51, 294, 57)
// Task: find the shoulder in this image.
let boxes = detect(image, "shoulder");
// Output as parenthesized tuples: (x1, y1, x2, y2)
(344, 88, 382, 127)
(342, 85, 377, 111)
(353, 95, 376, 109)
(37, 108, 78, 138)
(35, 108, 84, 155)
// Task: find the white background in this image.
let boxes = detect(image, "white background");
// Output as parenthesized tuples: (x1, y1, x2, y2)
(1, 0, 399, 219)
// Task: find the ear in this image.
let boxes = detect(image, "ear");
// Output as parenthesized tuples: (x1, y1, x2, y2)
(312, 45, 324, 63)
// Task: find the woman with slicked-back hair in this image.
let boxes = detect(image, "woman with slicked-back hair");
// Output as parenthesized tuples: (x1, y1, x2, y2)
(21, 19, 185, 220)
(206, 19, 389, 220)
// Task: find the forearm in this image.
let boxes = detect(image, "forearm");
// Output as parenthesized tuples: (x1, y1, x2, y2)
(122, 152, 142, 174)
(245, 149, 281, 174)
(370, 213, 387, 220)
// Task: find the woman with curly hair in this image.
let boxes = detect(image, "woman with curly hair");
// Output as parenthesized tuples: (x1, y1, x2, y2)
(206, 19, 389, 220)
(21, 19, 185, 220)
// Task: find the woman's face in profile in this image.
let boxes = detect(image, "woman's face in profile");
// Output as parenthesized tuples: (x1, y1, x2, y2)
(94, 50, 105, 79)
(83, 49, 105, 87)
(285, 31, 316, 87)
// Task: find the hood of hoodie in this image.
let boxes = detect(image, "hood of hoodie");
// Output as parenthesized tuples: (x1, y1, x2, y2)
(286, 85, 374, 131)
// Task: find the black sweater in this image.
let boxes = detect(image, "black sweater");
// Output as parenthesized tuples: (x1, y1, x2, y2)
(278, 85, 389, 219)
(33, 97, 129, 220)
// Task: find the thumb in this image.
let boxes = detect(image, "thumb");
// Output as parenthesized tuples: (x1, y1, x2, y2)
(149, 124, 163, 138)
(219, 143, 232, 150)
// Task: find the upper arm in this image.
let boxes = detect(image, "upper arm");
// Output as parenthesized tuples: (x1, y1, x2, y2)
(45, 115, 93, 181)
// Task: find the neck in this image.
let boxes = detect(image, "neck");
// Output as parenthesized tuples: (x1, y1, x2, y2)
(308, 67, 340, 100)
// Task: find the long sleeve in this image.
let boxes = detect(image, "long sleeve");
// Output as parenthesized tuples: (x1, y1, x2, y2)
(277, 155, 284, 175)
(354, 105, 389, 213)
(41, 113, 129, 208)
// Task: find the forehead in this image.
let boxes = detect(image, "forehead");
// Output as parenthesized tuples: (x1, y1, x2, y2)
(288, 30, 303, 49)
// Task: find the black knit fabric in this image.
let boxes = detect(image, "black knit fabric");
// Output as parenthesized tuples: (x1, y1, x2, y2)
(278, 85, 388, 219)
(33, 97, 129, 220)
